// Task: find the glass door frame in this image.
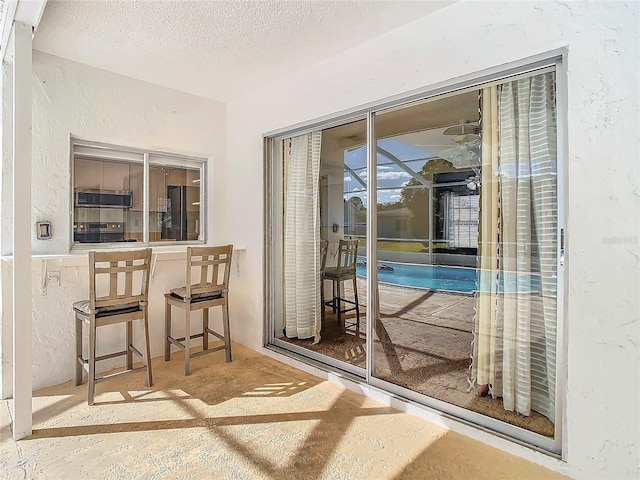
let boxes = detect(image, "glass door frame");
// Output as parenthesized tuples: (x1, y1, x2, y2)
(263, 50, 567, 456)
(263, 114, 369, 379)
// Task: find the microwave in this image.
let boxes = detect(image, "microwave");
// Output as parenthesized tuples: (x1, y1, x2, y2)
(75, 189, 133, 208)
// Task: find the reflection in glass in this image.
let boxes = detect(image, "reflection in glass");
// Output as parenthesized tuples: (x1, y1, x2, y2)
(269, 69, 558, 442)
(371, 75, 557, 438)
(276, 120, 368, 372)
(148, 165, 200, 242)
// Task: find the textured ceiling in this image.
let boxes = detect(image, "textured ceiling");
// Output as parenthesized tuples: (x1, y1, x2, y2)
(33, 0, 454, 102)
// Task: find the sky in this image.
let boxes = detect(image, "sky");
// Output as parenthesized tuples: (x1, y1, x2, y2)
(343, 138, 435, 206)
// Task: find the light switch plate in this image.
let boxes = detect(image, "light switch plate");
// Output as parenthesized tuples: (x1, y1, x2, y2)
(36, 221, 52, 240)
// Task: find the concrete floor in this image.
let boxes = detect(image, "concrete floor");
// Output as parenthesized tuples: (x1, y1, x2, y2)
(1, 343, 569, 479)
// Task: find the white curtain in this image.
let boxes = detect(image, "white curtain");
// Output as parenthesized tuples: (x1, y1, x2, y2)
(472, 71, 557, 422)
(473, 85, 500, 394)
(284, 131, 322, 342)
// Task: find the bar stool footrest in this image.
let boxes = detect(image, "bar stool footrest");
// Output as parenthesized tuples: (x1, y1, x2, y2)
(204, 328, 225, 342)
(95, 365, 148, 384)
(190, 344, 227, 359)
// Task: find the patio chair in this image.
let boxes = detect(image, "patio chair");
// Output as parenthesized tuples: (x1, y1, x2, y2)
(74, 248, 153, 406)
(164, 245, 233, 376)
(322, 239, 360, 337)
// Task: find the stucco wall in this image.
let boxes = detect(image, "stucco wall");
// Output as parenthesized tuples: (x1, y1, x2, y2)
(0, 52, 228, 395)
(0, 58, 12, 402)
(225, 1, 639, 478)
(18, 51, 226, 255)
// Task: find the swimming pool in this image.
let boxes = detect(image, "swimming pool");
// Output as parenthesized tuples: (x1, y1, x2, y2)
(356, 261, 477, 293)
(356, 260, 543, 294)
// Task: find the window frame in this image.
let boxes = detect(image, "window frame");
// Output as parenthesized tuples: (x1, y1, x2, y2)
(69, 137, 207, 250)
(263, 50, 568, 456)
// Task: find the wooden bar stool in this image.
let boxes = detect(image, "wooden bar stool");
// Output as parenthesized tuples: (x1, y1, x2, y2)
(322, 239, 360, 337)
(73, 248, 153, 405)
(164, 245, 233, 376)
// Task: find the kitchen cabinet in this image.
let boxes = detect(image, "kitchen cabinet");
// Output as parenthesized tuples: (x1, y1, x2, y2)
(186, 169, 200, 185)
(74, 158, 103, 190)
(149, 166, 166, 213)
(102, 161, 130, 191)
(167, 168, 186, 187)
(129, 163, 144, 211)
(185, 169, 201, 212)
(186, 185, 200, 213)
(75, 159, 135, 194)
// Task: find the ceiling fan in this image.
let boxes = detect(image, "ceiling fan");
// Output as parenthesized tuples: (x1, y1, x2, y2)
(415, 123, 482, 169)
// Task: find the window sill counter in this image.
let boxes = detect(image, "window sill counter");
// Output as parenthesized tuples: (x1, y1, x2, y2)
(1, 245, 247, 268)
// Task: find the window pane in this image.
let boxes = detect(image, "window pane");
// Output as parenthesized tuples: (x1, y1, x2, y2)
(148, 166, 201, 242)
(371, 74, 557, 439)
(275, 119, 367, 374)
(375, 162, 413, 189)
(73, 158, 140, 244)
(72, 141, 204, 245)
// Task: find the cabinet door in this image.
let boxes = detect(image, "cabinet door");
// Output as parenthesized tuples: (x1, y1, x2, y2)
(74, 158, 103, 190)
(186, 169, 200, 185)
(149, 166, 166, 213)
(103, 161, 130, 191)
(186, 186, 200, 212)
(166, 168, 186, 186)
(129, 163, 144, 211)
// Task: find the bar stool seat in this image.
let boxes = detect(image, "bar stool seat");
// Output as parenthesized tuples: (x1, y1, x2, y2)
(73, 300, 141, 316)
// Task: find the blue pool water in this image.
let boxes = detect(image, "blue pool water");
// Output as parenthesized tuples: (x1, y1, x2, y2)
(356, 261, 477, 293)
(355, 260, 543, 294)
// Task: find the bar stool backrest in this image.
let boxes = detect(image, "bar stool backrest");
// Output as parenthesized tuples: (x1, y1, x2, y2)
(336, 239, 358, 271)
(185, 245, 233, 300)
(89, 249, 152, 312)
(320, 240, 329, 274)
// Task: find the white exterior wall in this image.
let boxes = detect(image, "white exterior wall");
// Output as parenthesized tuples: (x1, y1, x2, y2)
(0, 51, 227, 395)
(225, 1, 639, 478)
(0, 61, 13, 402)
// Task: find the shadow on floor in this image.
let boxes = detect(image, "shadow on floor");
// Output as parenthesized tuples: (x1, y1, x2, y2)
(1, 344, 568, 480)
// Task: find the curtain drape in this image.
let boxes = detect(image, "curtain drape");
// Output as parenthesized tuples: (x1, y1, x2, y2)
(472, 71, 557, 422)
(473, 85, 500, 393)
(284, 131, 322, 343)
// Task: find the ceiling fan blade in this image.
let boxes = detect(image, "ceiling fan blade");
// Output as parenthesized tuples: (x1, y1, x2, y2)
(443, 123, 480, 136)
(438, 144, 481, 169)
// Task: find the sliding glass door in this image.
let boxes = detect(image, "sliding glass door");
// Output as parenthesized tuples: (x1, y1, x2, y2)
(266, 64, 562, 451)
(369, 73, 558, 440)
(269, 119, 368, 375)
(371, 90, 484, 421)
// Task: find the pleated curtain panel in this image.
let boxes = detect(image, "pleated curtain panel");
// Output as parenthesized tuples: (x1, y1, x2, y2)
(472, 71, 558, 422)
(284, 131, 323, 343)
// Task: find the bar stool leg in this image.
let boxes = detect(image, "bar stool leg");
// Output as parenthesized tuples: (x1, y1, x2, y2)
(126, 320, 133, 370)
(353, 276, 360, 338)
(88, 317, 97, 406)
(203, 308, 209, 351)
(332, 281, 337, 313)
(184, 307, 191, 376)
(75, 314, 83, 386)
(222, 296, 232, 363)
(337, 281, 344, 332)
(320, 279, 325, 333)
(164, 298, 171, 361)
(142, 305, 152, 387)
